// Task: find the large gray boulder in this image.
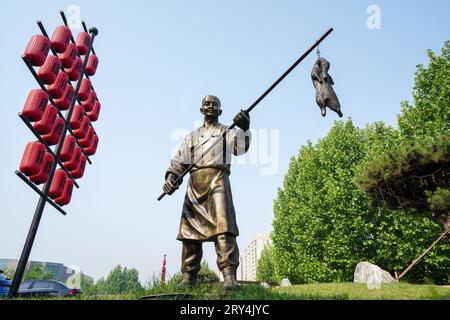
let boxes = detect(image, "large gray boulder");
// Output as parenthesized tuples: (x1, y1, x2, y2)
(354, 262, 396, 288)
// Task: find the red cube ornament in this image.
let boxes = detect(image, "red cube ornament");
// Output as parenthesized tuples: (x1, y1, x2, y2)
(19, 141, 46, 176)
(21, 89, 49, 122)
(51, 25, 72, 53)
(64, 146, 82, 171)
(73, 116, 90, 139)
(70, 154, 87, 179)
(24, 35, 51, 66)
(54, 178, 74, 206)
(55, 85, 75, 110)
(60, 135, 77, 162)
(29, 152, 55, 184)
(47, 71, 69, 99)
(66, 57, 82, 81)
(87, 101, 101, 122)
(49, 169, 68, 199)
(85, 55, 99, 76)
(37, 55, 62, 85)
(79, 126, 95, 148)
(33, 104, 57, 135)
(78, 78, 91, 101)
(42, 117, 65, 146)
(60, 43, 78, 68)
(76, 32, 91, 55)
(85, 134, 99, 156)
(69, 105, 85, 130)
(82, 91, 96, 112)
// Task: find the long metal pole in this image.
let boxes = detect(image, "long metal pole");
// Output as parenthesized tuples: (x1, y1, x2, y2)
(397, 229, 449, 281)
(158, 27, 334, 201)
(9, 27, 99, 297)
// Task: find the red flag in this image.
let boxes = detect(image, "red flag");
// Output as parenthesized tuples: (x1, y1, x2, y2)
(161, 254, 167, 286)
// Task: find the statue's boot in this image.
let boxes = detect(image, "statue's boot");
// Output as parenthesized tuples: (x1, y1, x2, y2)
(222, 267, 240, 291)
(178, 274, 196, 288)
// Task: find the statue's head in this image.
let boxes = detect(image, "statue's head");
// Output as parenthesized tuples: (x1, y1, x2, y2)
(200, 95, 222, 118)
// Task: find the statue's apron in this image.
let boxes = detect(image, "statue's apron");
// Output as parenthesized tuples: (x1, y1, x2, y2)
(177, 167, 238, 241)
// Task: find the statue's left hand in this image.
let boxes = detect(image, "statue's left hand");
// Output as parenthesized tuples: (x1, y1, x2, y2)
(233, 110, 250, 132)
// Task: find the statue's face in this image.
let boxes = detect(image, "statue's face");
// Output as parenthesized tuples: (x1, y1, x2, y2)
(201, 95, 222, 118)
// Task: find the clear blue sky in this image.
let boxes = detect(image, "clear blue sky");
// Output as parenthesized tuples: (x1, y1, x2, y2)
(0, 0, 449, 283)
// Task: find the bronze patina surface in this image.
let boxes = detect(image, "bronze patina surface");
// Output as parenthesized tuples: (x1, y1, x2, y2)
(311, 57, 343, 118)
(163, 95, 251, 290)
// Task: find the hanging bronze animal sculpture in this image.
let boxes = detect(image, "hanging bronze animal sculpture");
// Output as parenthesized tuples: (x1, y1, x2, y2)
(311, 57, 343, 117)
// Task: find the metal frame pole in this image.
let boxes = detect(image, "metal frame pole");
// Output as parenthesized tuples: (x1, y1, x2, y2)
(396, 229, 449, 281)
(8, 27, 99, 297)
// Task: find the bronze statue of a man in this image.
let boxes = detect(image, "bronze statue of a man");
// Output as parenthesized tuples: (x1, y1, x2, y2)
(163, 95, 251, 290)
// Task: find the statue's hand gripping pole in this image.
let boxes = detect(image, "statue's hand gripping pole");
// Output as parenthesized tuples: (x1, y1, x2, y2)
(158, 27, 334, 201)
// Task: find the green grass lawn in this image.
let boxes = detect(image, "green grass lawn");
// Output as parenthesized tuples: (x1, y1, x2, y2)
(95, 282, 450, 300)
(4, 283, 450, 300)
(273, 282, 450, 300)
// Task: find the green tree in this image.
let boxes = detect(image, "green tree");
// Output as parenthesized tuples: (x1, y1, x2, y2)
(398, 41, 450, 141)
(272, 119, 449, 284)
(355, 136, 450, 220)
(80, 274, 97, 295)
(4, 268, 15, 280)
(397, 41, 449, 224)
(99, 265, 143, 295)
(23, 264, 54, 280)
(94, 277, 106, 294)
(256, 244, 277, 283)
(358, 42, 450, 226)
(356, 42, 450, 279)
(427, 188, 450, 225)
(273, 120, 368, 283)
(272, 42, 450, 285)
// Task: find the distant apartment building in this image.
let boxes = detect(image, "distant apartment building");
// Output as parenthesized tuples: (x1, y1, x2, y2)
(0, 259, 93, 284)
(241, 233, 271, 281)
